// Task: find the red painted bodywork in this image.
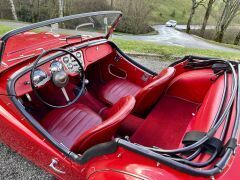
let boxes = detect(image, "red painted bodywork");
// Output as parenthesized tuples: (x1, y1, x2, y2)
(0, 22, 239, 180)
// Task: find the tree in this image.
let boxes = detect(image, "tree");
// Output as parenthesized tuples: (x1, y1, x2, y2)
(8, 0, 18, 21)
(58, 0, 64, 18)
(110, 0, 114, 8)
(186, 0, 206, 33)
(215, 0, 240, 42)
(200, 0, 216, 37)
(234, 30, 240, 45)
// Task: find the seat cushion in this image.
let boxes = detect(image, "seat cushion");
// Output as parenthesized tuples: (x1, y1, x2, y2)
(42, 104, 102, 150)
(99, 78, 141, 105)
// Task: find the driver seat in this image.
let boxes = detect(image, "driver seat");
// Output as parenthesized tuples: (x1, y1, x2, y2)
(42, 96, 135, 153)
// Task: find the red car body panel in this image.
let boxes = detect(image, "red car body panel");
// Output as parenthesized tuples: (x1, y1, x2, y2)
(0, 12, 239, 179)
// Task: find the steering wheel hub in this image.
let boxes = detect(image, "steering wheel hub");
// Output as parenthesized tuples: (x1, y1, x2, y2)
(52, 70, 69, 88)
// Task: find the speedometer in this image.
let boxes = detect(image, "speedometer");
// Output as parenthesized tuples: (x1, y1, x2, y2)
(32, 69, 49, 87)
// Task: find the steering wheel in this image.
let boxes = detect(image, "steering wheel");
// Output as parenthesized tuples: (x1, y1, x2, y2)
(30, 48, 85, 108)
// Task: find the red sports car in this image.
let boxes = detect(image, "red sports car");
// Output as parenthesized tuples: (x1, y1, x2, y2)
(0, 11, 239, 179)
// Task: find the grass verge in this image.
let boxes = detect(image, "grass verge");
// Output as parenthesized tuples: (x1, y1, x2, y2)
(0, 25, 13, 36)
(113, 38, 240, 60)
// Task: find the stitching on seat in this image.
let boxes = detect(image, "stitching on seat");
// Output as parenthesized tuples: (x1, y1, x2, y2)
(72, 116, 100, 139)
(48, 107, 76, 131)
(61, 111, 88, 136)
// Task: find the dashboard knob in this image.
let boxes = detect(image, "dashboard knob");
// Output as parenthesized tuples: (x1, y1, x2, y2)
(76, 52, 81, 58)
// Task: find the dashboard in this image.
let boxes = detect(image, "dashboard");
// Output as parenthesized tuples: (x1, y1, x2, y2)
(14, 42, 113, 97)
(60, 50, 84, 73)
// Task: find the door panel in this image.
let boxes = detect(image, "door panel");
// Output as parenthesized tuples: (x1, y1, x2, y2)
(0, 103, 77, 179)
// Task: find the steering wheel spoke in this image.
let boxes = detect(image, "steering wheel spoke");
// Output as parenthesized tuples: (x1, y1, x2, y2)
(61, 87, 70, 103)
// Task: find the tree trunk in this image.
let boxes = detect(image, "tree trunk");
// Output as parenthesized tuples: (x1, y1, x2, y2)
(110, 0, 114, 8)
(8, 0, 18, 21)
(215, 27, 225, 43)
(215, 0, 240, 43)
(234, 31, 240, 45)
(59, 0, 64, 18)
(200, 0, 215, 37)
(186, 6, 196, 34)
(29, 0, 34, 22)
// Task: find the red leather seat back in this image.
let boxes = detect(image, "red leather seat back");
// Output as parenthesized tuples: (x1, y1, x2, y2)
(185, 74, 230, 136)
(178, 73, 230, 147)
(166, 69, 215, 103)
(73, 96, 136, 152)
(99, 79, 141, 105)
(134, 67, 175, 115)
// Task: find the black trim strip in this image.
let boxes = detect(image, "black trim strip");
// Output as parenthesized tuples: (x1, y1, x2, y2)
(169, 55, 238, 67)
(116, 138, 221, 177)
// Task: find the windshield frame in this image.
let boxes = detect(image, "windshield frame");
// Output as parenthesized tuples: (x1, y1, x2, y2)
(0, 11, 122, 63)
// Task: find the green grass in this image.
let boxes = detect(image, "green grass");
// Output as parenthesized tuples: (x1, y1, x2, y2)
(113, 38, 240, 60)
(198, 37, 240, 51)
(0, 25, 13, 36)
(149, 0, 239, 25)
(150, 0, 214, 25)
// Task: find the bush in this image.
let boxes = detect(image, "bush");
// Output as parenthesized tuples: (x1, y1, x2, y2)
(0, 0, 154, 35)
(170, 10, 176, 18)
(115, 0, 154, 34)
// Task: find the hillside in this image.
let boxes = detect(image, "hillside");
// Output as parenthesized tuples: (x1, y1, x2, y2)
(149, 0, 239, 25)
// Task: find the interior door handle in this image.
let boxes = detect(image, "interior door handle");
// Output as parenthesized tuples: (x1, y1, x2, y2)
(49, 159, 66, 174)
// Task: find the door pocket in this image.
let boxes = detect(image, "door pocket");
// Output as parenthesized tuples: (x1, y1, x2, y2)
(108, 64, 127, 79)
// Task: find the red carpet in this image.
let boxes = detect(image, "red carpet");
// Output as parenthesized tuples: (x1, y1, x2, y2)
(131, 96, 199, 149)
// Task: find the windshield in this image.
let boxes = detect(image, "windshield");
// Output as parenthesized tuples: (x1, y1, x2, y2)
(0, 11, 121, 63)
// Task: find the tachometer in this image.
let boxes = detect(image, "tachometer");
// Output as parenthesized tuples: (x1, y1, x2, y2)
(50, 61, 64, 73)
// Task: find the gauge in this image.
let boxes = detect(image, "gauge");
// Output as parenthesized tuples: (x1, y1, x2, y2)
(67, 63, 73, 69)
(50, 61, 63, 73)
(76, 52, 81, 58)
(63, 57, 69, 63)
(33, 69, 48, 86)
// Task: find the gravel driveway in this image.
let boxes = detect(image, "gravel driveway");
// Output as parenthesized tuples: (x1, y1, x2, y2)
(0, 55, 173, 179)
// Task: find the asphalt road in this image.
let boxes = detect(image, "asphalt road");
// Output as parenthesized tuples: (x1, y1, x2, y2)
(0, 55, 172, 179)
(114, 25, 240, 53)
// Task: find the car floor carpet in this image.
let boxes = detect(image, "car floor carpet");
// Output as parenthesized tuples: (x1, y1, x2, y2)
(130, 96, 200, 149)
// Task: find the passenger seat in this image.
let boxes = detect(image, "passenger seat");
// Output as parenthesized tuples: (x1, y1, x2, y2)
(99, 67, 175, 115)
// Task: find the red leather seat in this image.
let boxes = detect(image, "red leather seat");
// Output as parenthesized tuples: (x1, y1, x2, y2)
(42, 96, 135, 152)
(99, 79, 141, 105)
(99, 67, 175, 115)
